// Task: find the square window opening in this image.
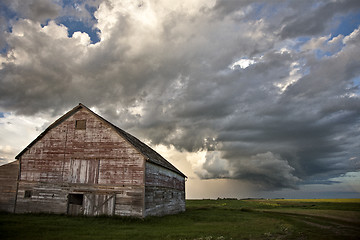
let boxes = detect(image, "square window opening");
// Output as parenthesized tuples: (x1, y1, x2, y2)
(75, 120, 86, 130)
(68, 194, 84, 205)
(24, 190, 32, 198)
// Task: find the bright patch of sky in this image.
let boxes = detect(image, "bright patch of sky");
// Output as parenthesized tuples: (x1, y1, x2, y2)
(293, 37, 312, 53)
(314, 49, 333, 59)
(353, 76, 360, 87)
(56, 1, 100, 43)
(57, 16, 100, 43)
(350, 76, 360, 96)
(332, 11, 360, 37)
(0, 113, 52, 165)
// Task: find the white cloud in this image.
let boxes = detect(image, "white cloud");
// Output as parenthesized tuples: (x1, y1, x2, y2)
(72, 31, 91, 46)
(42, 20, 69, 39)
(230, 58, 256, 69)
(343, 26, 360, 44)
(301, 34, 344, 56)
(274, 61, 302, 92)
(196, 151, 230, 179)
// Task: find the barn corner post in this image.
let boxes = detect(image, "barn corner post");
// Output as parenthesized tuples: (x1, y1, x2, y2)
(13, 157, 21, 213)
(184, 176, 187, 210)
(142, 157, 146, 218)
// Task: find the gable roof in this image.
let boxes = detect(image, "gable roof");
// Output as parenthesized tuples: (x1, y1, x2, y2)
(16, 103, 186, 178)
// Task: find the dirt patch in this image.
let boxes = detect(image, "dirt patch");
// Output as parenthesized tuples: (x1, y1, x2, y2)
(260, 209, 360, 223)
(262, 209, 360, 239)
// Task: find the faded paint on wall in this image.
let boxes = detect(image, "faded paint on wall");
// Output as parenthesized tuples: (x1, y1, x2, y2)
(1, 105, 186, 217)
(16, 108, 145, 217)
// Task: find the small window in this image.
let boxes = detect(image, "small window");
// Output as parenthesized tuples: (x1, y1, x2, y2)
(24, 190, 32, 198)
(75, 120, 86, 130)
(68, 194, 83, 205)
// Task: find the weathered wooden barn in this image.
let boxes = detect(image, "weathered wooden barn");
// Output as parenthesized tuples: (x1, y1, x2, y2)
(0, 103, 186, 217)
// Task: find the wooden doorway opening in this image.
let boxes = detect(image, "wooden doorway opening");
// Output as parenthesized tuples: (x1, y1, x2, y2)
(67, 193, 84, 215)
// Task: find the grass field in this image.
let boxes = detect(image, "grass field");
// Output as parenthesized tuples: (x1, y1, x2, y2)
(0, 199, 359, 240)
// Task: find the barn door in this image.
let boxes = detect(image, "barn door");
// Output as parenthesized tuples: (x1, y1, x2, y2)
(67, 193, 84, 215)
(83, 194, 115, 216)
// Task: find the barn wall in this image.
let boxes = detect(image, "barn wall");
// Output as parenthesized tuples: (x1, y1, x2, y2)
(15, 182, 144, 217)
(145, 162, 185, 217)
(16, 108, 145, 217)
(0, 161, 19, 212)
(15, 181, 68, 214)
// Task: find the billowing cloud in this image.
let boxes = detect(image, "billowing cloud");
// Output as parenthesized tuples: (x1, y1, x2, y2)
(0, 0, 359, 191)
(234, 152, 300, 190)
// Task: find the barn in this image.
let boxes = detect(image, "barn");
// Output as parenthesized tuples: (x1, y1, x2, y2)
(0, 103, 186, 217)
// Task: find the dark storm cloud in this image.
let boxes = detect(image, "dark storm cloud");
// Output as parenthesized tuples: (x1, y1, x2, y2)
(0, 15, 7, 50)
(280, 0, 360, 39)
(0, 0, 359, 190)
(2, 0, 61, 23)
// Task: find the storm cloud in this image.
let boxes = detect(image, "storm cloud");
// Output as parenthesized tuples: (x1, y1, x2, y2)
(0, 0, 359, 191)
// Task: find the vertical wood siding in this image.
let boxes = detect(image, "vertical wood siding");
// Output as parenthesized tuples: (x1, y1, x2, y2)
(68, 159, 100, 184)
(83, 193, 115, 216)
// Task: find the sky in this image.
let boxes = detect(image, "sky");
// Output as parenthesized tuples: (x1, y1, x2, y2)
(0, 0, 360, 199)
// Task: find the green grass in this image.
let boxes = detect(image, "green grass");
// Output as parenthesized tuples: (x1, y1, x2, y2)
(1, 199, 359, 240)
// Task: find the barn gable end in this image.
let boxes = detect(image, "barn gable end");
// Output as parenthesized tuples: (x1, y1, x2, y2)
(0, 103, 186, 217)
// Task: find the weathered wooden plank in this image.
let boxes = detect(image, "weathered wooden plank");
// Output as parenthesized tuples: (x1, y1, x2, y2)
(145, 186, 185, 216)
(15, 181, 143, 216)
(144, 162, 185, 217)
(145, 162, 185, 191)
